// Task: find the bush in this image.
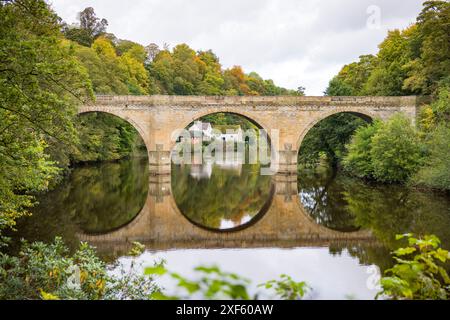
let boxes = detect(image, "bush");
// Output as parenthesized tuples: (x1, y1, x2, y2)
(412, 124, 450, 191)
(378, 234, 450, 300)
(342, 120, 382, 178)
(145, 265, 309, 300)
(343, 113, 422, 183)
(0, 238, 158, 300)
(370, 114, 422, 183)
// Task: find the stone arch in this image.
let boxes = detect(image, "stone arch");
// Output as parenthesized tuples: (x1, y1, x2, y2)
(296, 108, 377, 151)
(169, 108, 273, 151)
(77, 107, 150, 153)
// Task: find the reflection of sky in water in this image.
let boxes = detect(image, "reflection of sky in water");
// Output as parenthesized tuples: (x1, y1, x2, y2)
(219, 214, 253, 229)
(114, 248, 380, 300)
(189, 155, 244, 180)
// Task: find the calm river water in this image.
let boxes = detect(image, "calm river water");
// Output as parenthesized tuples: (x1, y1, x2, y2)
(7, 157, 450, 299)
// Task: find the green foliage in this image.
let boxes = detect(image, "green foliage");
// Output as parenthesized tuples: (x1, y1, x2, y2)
(146, 264, 308, 300)
(326, 1, 450, 96)
(370, 115, 422, 183)
(74, 36, 150, 95)
(0, 0, 93, 237)
(378, 234, 450, 300)
(259, 274, 309, 300)
(0, 237, 158, 300)
(298, 113, 367, 168)
(148, 44, 300, 96)
(412, 85, 450, 190)
(72, 112, 145, 164)
(62, 7, 108, 47)
(364, 28, 417, 96)
(403, 1, 450, 95)
(430, 85, 450, 123)
(146, 264, 251, 300)
(343, 114, 422, 183)
(342, 120, 382, 178)
(324, 55, 376, 96)
(324, 77, 354, 96)
(412, 124, 450, 190)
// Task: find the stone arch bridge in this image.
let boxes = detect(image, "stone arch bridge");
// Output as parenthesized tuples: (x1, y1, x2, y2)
(79, 95, 422, 175)
(77, 95, 425, 251)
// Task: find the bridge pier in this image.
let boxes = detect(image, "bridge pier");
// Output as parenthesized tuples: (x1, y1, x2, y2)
(273, 173, 298, 202)
(274, 144, 298, 175)
(148, 144, 171, 175)
(149, 174, 171, 202)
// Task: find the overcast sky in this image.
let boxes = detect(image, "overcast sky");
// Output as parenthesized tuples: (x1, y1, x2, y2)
(48, 0, 425, 95)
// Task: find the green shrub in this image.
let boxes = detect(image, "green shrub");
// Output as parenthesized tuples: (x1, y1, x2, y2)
(342, 120, 382, 178)
(343, 113, 422, 183)
(412, 124, 450, 190)
(0, 237, 157, 300)
(370, 114, 422, 183)
(378, 234, 450, 300)
(145, 264, 309, 300)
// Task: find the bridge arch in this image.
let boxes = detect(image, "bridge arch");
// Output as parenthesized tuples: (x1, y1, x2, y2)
(295, 109, 377, 151)
(169, 108, 273, 151)
(77, 107, 150, 153)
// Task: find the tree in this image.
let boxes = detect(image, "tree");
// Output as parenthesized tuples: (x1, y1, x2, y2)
(412, 86, 450, 190)
(342, 120, 383, 178)
(403, 1, 450, 95)
(145, 43, 160, 63)
(63, 7, 108, 47)
(364, 27, 417, 96)
(412, 124, 450, 190)
(327, 1, 449, 96)
(343, 114, 423, 183)
(298, 114, 367, 168)
(223, 66, 252, 95)
(370, 114, 422, 183)
(196, 50, 224, 95)
(324, 55, 376, 96)
(79, 7, 108, 40)
(324, 77, 354, 96)
(0, 0, 93, 236)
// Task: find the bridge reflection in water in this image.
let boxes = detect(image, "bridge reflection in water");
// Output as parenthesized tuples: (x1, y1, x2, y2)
(78, 172, 374, 254)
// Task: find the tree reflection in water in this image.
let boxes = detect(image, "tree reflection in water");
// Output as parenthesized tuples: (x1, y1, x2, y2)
(298, 166, 450, 253)
(171, 158, 273, 231)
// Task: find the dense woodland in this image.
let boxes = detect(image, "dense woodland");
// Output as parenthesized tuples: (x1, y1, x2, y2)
(301, 0, 450, 191)
(0, 0, 449, 300)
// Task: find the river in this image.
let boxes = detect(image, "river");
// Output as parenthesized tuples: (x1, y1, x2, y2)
(7, 157, 450, 299)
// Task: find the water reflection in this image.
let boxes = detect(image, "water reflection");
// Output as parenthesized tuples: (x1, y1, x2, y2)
(33, 158, 148, 234)
(5, 158, 450, 299)
(298, 166, 450, 248)
(116, 247, 383, 300)
(171, 155, 273, 231)
(298, 166, 360, 232)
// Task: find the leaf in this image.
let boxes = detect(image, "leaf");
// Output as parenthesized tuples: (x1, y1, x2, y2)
(150, 291, 178, 300)
(394, 247, 416, 256)
(144, 265, 167, 276)
(40, 289, 60, 300)
(432, 248, 449, 263)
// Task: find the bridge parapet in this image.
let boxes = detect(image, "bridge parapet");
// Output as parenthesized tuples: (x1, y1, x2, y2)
(92, 94, 421, 108)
